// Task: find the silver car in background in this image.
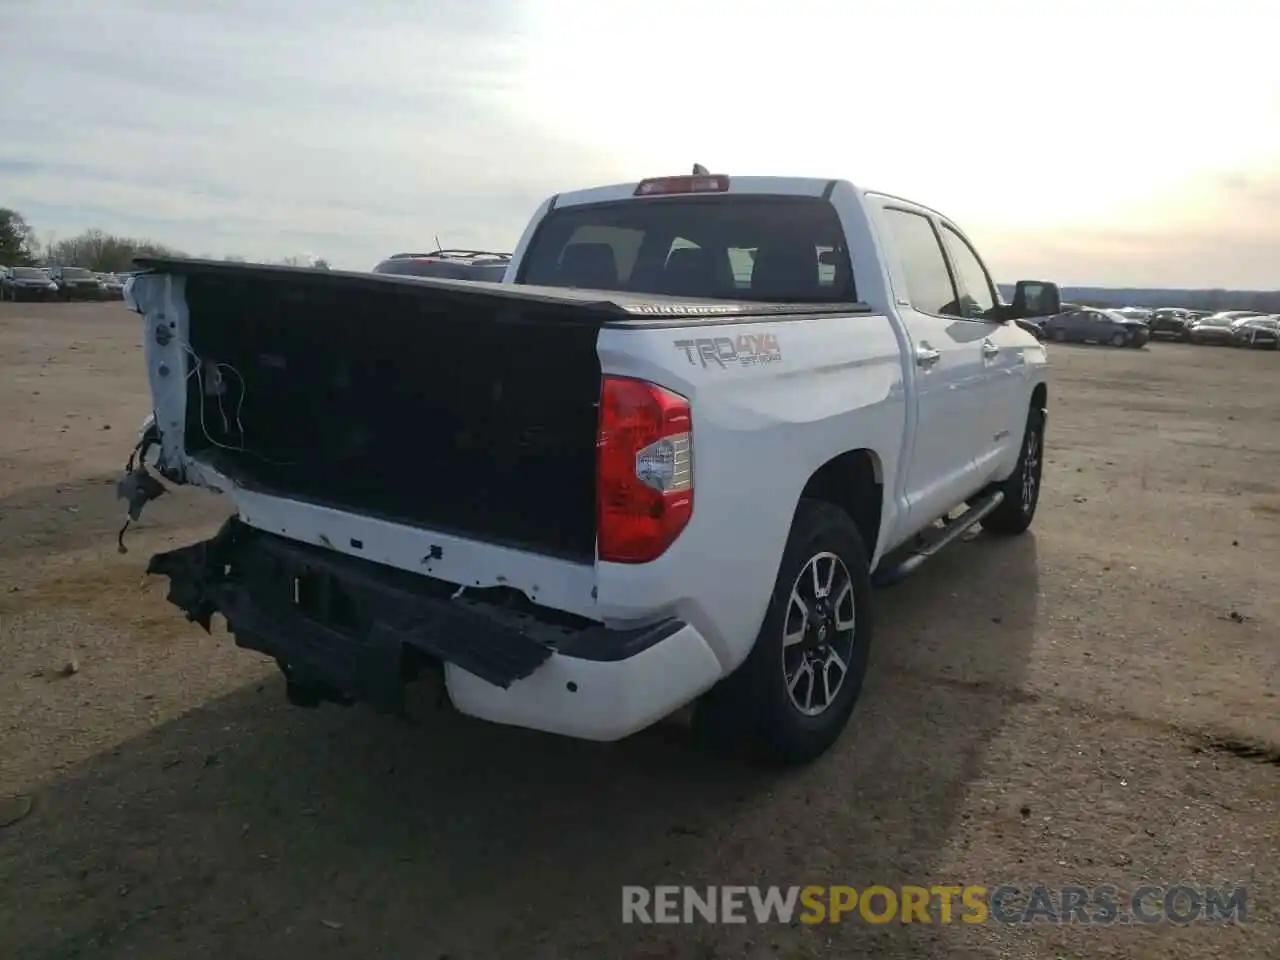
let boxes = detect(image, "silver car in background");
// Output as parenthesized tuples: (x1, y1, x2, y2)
(1230, 315, 1280, 349)
(1041, 307, 1150, 348)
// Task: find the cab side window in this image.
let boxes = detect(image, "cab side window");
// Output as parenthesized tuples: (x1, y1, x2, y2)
(882, 208, 959, 316)
(939, 224, 997, 321)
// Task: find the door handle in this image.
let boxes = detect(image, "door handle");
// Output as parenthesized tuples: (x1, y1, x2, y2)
(982, 340, 1000, 358)
(915, 346, 941, 368)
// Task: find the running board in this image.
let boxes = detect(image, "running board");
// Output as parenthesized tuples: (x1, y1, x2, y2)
(871, 490, 1005, 587)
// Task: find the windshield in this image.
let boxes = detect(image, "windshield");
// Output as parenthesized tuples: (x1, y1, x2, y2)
(517, 195, 855, 302)
(62, 267, 93, 279)
(12, 267, 47, 280)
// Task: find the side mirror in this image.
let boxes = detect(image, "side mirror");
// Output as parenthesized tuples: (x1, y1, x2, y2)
(1009, 280, 1061, 319)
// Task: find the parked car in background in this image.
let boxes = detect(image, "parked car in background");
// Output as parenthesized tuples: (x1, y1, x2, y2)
(1041, 308, 1150, 347)
(1113, 307, 1153, 324)
(1230, 315, 1279, 349)
(1148, 307, 1190, 340)
(1185, 313, 1246, 345)
(49, 265, 106, 301)
(97, 273, 126, 299)
(1, 265, 58, 301)
(371, 249, 511, 282)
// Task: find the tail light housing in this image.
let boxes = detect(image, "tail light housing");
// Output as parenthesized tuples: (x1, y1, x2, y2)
(596, 376, 693, 563)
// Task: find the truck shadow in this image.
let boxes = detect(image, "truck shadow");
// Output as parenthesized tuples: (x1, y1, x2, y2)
(1, 534, 1039, 960)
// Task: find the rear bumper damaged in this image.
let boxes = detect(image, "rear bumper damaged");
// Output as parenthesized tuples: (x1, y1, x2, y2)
(147, 518, 722, 739)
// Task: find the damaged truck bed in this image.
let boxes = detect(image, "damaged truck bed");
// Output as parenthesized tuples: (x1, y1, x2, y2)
(118, 254, 799, 742)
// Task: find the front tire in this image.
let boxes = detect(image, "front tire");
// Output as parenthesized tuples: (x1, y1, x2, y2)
(982, 405, 1045, 537)
(1110, 331, 1128, 347)
(692, 499, 873, 765)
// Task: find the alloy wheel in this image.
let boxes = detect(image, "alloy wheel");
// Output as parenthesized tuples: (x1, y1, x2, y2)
(782, 551, 858, 717)
(1021, 426, 1041, 514)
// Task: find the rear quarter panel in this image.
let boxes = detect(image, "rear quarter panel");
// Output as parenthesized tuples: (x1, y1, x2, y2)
(595, 313, 907, 672)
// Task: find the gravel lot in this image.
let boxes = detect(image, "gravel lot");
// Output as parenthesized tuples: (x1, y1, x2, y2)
(0, 302, 1276, 960)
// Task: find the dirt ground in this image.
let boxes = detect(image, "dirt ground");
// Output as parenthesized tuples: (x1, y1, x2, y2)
(0, 302, 1276, 960)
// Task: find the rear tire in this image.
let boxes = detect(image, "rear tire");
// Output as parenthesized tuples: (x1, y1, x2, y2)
(692, 499, 872, 766)
(982, 405, 1045, 537)
(1052, 328, 1067, 343)
(1110, 331, 1127, 347)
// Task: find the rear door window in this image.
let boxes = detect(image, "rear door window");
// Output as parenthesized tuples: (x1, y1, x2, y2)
(881, 208, 959, 316)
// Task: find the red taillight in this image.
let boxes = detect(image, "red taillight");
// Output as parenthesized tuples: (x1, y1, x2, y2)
(634, 174, 730, 196)
(596, 376, 693, 564)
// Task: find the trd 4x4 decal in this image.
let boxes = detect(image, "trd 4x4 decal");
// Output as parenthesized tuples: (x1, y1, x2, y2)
(674, 333, 782, 369)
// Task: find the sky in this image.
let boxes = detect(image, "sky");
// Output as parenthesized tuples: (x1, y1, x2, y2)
(2, 0, 1278, 288)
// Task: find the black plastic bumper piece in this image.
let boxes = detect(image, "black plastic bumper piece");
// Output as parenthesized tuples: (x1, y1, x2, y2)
(145, 518, 686, 715)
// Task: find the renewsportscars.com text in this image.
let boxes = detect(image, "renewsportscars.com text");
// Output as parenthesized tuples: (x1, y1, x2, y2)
(621, 885, 1249, 926)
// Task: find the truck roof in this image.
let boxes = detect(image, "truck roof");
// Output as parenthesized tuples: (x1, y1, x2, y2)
(548, 174, 954, 225)
(551, 175, 849, 210)
(131, 256, 871, 328)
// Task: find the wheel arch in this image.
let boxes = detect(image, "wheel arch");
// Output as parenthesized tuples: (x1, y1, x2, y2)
(1031, 381, 1047, 412)
(795, 448, 885, 562)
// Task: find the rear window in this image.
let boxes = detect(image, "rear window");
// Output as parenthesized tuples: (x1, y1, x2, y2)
(12, 267, 46, 280)
(62, 267, 93, 279)
(516, 196, 855, 302)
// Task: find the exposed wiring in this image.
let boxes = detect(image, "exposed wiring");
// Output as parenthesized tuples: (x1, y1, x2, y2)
(215, 372, 230, 434)
(118, 430, 163, 553)
(116, 513, 134, 555)
(216, 362, 247, 442)
(180, 340, 294, 466)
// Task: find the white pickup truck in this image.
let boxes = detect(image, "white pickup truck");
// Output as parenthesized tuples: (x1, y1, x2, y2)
(119, 170, 1056, 764)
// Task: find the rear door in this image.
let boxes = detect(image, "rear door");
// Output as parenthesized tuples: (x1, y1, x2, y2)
(936, 220, 1027, 479)
(1086, 313, 1112, 342)
(875, 202, 988, 528)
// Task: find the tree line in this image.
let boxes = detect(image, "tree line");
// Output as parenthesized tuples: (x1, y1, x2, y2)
(0, 207, 328, 273)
